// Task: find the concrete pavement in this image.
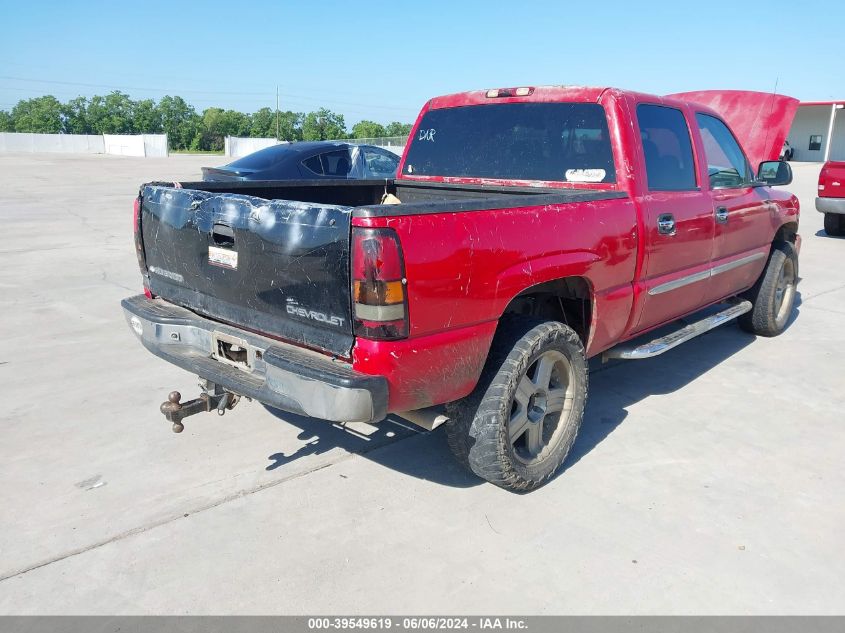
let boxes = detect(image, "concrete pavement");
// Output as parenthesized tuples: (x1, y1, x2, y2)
(0, 155, 842, 614)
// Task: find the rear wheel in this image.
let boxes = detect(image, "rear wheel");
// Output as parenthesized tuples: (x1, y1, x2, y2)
(739, 242, 798, 337)
(824, 213, 845, 237)
(445, 318, 588, 492)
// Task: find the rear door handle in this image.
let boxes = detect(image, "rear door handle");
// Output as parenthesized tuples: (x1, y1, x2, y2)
(657, 213, 676, 235)
(715, 207, 729, 224)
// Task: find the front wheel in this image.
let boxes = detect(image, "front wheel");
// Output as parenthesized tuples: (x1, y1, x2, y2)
(739, 242, 798, 337)
(445, 318, 588, 492)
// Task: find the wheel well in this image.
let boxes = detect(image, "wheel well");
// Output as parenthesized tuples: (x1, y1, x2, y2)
(501, 278, 592, 344)
(774, 221, 799, 245)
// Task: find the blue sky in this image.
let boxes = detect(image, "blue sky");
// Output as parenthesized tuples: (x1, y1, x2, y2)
(1, 0, 842, 125)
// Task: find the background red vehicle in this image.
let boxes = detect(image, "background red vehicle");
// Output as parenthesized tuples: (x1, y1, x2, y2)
(817, 160, 845, 235)
(123, 86, 800, 491)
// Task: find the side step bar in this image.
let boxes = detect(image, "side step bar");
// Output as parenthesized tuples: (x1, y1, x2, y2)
(604, 300, 752, 361)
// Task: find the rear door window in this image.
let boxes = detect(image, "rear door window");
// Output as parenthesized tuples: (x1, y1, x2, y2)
(363, 148, 399, 178)
(402, 102, 616, 183)
(695, 113, 753, 188)
(320, 149, 353, 177)
(301, 154, 324, 175)
(636, 104, 697, 191)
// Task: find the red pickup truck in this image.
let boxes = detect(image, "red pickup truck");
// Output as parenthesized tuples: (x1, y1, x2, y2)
(818, 160, 845, 235)
(123, 86, 800, 491)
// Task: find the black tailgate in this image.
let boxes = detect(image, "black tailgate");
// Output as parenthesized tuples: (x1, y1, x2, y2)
(140, 185, 354, 357)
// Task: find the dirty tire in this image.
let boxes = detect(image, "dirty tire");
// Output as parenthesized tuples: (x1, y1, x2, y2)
(824, 213, 844, 237)
(445, 317, 588, 492)
(739, 242, 798, 337)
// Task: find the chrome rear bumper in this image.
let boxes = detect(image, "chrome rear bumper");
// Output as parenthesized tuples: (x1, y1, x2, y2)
(121, 295, 387, 424)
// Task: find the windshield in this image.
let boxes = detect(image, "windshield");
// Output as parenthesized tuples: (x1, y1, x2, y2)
(227, 144, 294, 170)
(402, 102, 616, 184)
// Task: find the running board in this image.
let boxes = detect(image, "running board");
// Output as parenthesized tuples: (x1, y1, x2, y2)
(603, 301, 752, 360)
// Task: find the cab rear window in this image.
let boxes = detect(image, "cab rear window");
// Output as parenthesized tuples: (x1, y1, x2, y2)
(402, 102, 615, 183)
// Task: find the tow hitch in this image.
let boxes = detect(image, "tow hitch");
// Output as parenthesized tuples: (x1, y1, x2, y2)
(159, 381, 241, 433)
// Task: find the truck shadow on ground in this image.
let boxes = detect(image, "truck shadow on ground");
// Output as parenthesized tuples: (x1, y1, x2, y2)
(562, 294, 802, 477)
(264, 298, 801, 489)
(264, 407, 482, 487)
(814, 229, 844, 239)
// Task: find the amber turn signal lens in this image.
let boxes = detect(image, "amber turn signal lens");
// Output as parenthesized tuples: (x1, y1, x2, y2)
(353, 279, 405, 305)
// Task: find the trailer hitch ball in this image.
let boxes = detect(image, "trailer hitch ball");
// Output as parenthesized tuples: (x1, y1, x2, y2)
(160, 391, 185, 433)
(158, 384, 239, 433)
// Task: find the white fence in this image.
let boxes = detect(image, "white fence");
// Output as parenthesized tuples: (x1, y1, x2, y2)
(103, 134, 168, 157)
(0, 133, 105, 154)
(335, 135, 407, 156)
(0, 133, 168, 156)
(224, 136, 405, 158)
(224, 137, 285, 157)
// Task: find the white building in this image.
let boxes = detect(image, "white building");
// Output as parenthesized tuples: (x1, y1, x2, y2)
(787, 101, 845, 162)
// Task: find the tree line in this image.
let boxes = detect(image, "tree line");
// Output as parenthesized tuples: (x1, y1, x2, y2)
(0, 91, 413, 151)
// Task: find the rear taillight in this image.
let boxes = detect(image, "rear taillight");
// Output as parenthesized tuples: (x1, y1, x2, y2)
(133, 196, 153, 298)
(351, 227, 408, 340)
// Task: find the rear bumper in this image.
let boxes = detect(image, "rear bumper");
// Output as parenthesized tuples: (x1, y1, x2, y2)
(121, 295, 388, 423)
(816, 197, 845, 214)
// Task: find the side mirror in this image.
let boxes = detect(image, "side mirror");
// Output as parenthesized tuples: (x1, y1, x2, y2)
(756, 160, 792, 186)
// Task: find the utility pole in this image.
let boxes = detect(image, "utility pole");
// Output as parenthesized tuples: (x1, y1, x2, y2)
(275, 85, 280, 141)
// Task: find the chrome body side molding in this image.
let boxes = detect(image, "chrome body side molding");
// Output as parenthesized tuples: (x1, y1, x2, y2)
(649, 252, 766, 296)
(649, 270, 711, 296)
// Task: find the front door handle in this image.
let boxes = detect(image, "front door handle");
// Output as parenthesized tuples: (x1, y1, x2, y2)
(657, 213, 676, 235)
(715, 206, 729, 224)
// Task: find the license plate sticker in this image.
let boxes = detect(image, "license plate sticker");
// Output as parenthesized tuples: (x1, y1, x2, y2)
(208, 246, 238, 269)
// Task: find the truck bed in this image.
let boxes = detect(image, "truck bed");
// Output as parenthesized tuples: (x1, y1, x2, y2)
(163, 178, 627, 214)
(139, 178, 626, 358)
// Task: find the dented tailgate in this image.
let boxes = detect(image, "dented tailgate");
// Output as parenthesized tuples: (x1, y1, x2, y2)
(140, 185, 354, 357)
